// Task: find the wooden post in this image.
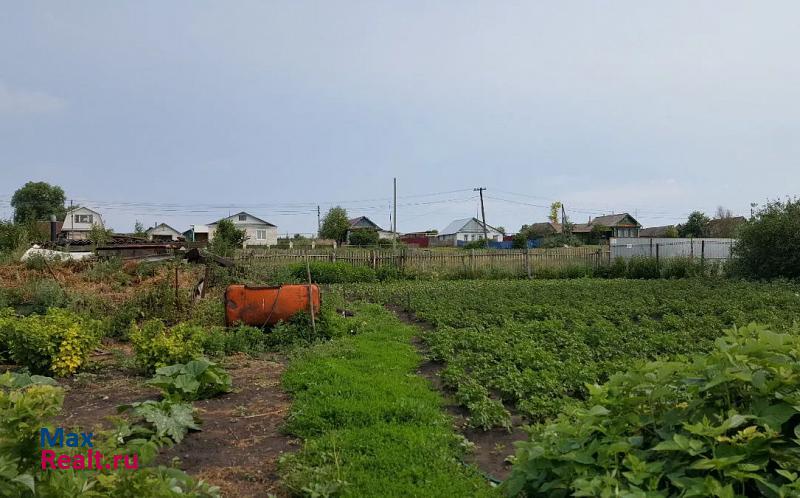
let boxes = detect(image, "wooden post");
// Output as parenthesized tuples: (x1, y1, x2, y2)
(174, 265, 180, 311)
(305, 254, 317, 334)
(201, 264, 210, 298)
(655, 244, 660, 266)
(649, 238, 653, 258)
(524, 246, 531, 279)
(701, 240, 706, 270)
(690, 237, 694, 259)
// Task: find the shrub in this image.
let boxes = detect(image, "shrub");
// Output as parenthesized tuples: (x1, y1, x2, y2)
(0, 308, 102, 376)
(289, 261, 377, 283)
(130, 321, 205, 373)
(209, 219, 246, 257)
(84, 257, 131, 285)
(626, 256, 661, 279)
(348, 229, 379, 246)
(730, 199, 800, 279)
(188, 297, 226, 327)
(16, 279, 68, 314)
(146, 358, 232, 401)
(504, 324, 800, 497)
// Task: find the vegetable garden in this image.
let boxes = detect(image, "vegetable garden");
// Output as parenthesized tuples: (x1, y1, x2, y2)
(1, 255, 800, 497)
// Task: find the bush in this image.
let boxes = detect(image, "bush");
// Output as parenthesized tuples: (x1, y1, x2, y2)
(16, 279, 68, 314)
(130, 321, 206, 373)
(85, 257, 131, 285)
(730, 199, 800, 279)
(626, 256, 661, 279)
(289, 261, 377, 283)
(348, 229, 379, 246)
(199, 324, 267, 356)
(0, 308, 102, 376)
(504, 324, 800, 497)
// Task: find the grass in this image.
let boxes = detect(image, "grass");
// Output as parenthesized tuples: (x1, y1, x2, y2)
(280, 303, 496, 497)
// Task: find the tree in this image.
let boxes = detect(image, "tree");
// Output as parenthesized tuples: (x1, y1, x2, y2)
(549, 202, 562, 223)
(348, 229, 379, 246)
(664, 226, 679, 238)
(11, 182, 67, 223)
(133, 221, 146, 237)
(496, 226, 506, 235)
(89, 224, 114, 246)
(730, 198, 800, 279)
(679, 211, 710, 238)
(709, 206, 742, 238)
(209, 219, 246, 257)
(319, 206, 349, 243)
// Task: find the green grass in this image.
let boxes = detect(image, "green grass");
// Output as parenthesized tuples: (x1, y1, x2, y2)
(280, 303, 496, 498)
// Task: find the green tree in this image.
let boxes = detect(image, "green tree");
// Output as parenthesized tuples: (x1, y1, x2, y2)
(133, 221, 146, 237)
(209, 219, 246, 256)
(730, 198, 800, 279)
(664, 226, 679, 238)
(11, 182, 67, 223)
(549, 202, 562, 223)
(349, 229, 379, 246)
(88, 224, 114, 246)
(679, 211, 710, 238)
(320, 206, 349, 243)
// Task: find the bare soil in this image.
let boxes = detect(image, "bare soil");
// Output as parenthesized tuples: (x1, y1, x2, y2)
(389, 305, 528, 481)
(57, 345, 294, 497)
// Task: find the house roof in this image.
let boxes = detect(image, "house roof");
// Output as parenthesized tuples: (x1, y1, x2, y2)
(208, 211, 276, 227)
(572, 213, 641, 233)
(65, 206, 102, 217)
(146, 223, 181, 235)
(640, 225, 676, 237)
(526, 221, 562, 236)
(348, 216, 383, 231)
(440, 217, 501, 236)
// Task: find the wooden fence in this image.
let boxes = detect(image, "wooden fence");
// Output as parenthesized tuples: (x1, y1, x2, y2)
(235, 246, 609, 277)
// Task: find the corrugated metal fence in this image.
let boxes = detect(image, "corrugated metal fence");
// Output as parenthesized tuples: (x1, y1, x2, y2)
(610, 238, 735, 261)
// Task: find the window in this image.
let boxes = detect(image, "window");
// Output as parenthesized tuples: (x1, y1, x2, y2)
(256, 229, 267, 240)
(74, 214, 93, 224)
(238, 214, 247, 221)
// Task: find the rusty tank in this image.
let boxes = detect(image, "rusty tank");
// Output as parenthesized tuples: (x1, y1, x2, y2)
(224, 284, 320, 327)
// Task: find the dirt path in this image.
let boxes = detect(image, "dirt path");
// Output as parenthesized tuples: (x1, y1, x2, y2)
(388, 305, 528, 482)
(58, 350, 294, 497)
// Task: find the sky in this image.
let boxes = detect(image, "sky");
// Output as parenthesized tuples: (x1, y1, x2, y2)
(2, 1, 799, 235)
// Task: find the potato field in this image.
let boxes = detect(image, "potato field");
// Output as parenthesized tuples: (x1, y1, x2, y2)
(2, 257, 800, 497)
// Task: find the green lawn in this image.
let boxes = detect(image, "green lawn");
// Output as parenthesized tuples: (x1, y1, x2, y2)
(280, 303, 497, 497)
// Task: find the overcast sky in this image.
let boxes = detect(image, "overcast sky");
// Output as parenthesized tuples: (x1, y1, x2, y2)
(2, 2, 798, 234)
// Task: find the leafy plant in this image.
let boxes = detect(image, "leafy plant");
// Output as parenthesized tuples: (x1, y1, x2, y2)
(0, 308, 102, 376)
(130, 320, 206, 373)
(504, 324, 800, 497)
(118, 399, 200, 444)
(146, 358, 232, 401)
(290, 261, 377, 283)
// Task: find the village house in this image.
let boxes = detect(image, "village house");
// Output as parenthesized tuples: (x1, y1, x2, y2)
(208, 211, 278, 247)
(434, 217, 503, 246)
(572, 213, 641, 242)
(183, 224, 210, 244)
(60, 207, 104, 240)
(145, 223, 183, 241)
(347, 216, 395, 240)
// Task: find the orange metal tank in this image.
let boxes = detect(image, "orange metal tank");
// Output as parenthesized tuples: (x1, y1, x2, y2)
(224, 284, 320, 327)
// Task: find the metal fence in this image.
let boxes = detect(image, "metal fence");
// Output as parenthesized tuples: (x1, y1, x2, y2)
(235, 246, 609, 277)
(610, 238, 736, 261)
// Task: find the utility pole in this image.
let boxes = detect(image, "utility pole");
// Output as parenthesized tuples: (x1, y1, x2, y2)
(393, 177, 397, 248)
(474, 187, 488, 247)
(317, 205, 321, 236)
(561, 203, 569, 236)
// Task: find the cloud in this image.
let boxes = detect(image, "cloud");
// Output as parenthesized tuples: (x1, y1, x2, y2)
(0, 82, 66, 114)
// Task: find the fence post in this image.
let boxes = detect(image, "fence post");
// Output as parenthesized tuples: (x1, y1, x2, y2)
(655, 244, 660, 266)
(649, 238, 653, 257)
(701, 240, 705, 270)
(690, 237, 694, 259)
(524, 247, 531, 279)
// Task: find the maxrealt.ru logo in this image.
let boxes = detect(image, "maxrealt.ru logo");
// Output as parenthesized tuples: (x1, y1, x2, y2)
(40, 428, 138, 470)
